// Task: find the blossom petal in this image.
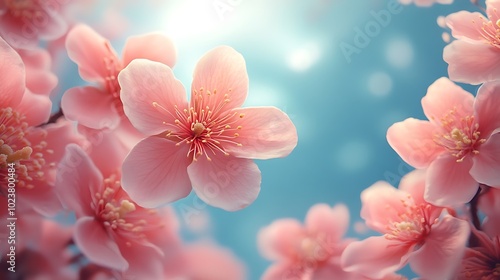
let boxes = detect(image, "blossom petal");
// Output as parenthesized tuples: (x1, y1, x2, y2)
(187, 155, 261, 211)
(398, 169, 427, 206)
(15, 90, 51, 126)
(257, 218, 304, 261)
(409, 216, 469, 280)
(118, 241, 164, 280)
(386, 118, 443, 169)
(55, 144, 102, 217)
(425, 155, 479, 206)
(261, 263, 305, 280)
(479, 188, 500, 237)
(61, 86, 121, 130)
(470, 133, 500, 186)
(443, 40, 500, 85)
(118, 59, 188, 135)
(360, 181, 411, 233)
(341, 236, 411, 279)
(305, 203, 349, 242)
(445, 11, 484, 41)
(474, 81, 500, 138)
(191, 46, 248, 111)
(0, 36, 25, 108)
(66, 24, 120, 84)
(121, 136, 192, 208)
(122, 33, 176, 68)
(224, 106, 298, 160)
(74, 217, 128, 271)
(421, 77, 474, 123)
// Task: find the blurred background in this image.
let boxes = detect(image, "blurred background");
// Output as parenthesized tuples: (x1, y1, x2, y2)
(53, 0, 479, 278)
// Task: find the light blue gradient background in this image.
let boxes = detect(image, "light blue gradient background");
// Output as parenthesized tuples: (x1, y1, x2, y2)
(53, 0, 478, 278)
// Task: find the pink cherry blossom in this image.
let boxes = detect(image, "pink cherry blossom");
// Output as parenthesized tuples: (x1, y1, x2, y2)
(398, 0, 453, 7)
(17, 47, 58, 96)
(444, 0, 500, 84)
(0, 0, 70, 49)
(341, 170, 470, 279)
(455, 227, 500, 279)
(1, 35, 81, 215)
(258, 203, 361, 280)
(62, 24, 176, 131)
(55, 144, 181, 279)
(118, 46, 298, 211)
(386, 77, 500, 206)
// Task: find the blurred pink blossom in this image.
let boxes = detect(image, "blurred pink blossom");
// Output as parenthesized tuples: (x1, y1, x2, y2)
(456, 227, 500, 279)
(118, 46, 298, 211)
(387, 77, 500, 206)
(258, 203, 360, 279)
(341, 170, 470, 279)
(55, 144, 181, 279)
(17, 47, 58, 96)
(0, 0, 69, 49)
(61, 24, 176, 133)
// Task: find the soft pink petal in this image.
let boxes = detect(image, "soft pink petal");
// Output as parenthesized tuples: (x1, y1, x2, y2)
(224, 106, 298, 160)
(191, 46, 248, 111)
(360, 181, 413, 233)
(474, 81, 500, 138)
(77, 125, 129, 179)
(65, 24, 120, 84)
(121, 136, 192, 208)
(187, 154, 261, 211)
(261, 262, 306, 280)
(74, 217, 128, 271)
(118, 59, 188, 135)
(182, 243, 247, 280)
(341, 236, 411, 279)
(445, 11, 484, 41)
(258, 219, 304, 261)
(118, 240, 164, 280)
(409, 216, 469, 280)
(305, 203, 349, 242)
(122, 33, 176, 68)
(15, 90, 51, 126)
(386, 118, 443, 169)
(398, 169, 427, 206)
(487, 0, 500, 22)
(0, 36, 25, 108)
(443, 40, 500, 85)
(61, 86, 121, 130)
(470, 133, 500, 186)
(421, 77, 474, 123)
(479, 188, 500, 237)
(18, 45, 57, 96)
(425, 155, 479, 206)
(55, 144, 102, 217)
(18, 181, 62, 216)
(313, 264, 360, 280)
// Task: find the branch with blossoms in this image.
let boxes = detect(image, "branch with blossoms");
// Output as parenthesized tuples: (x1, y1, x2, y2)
(1, 0, 500, 279)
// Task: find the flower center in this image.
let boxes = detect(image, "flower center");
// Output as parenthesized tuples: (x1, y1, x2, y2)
(433, 109, 485, 162)
(5, 0, 41, 19)
(298, 236, 330, 264)
(384, 197, 434, 245)
(93, 175, 162, 242)
(153, 87, 244, 162)
(472, 11, 500, 48)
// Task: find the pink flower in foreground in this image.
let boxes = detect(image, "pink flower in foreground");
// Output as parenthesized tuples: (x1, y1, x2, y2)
(258, 204, 359, 280)
(387, 77, 500, 206)
(55, 144, 180, 279)
(0, 0, 69, 49)
(398, 0, 453, 7)
(118, 46, 298, 211)
(341, 170, 470, 279)
(444, 0, 500, 84)
(456, 228, 500, 279)
(62, 24, 176, 131)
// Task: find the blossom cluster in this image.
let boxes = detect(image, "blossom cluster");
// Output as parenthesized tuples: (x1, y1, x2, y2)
(1, 0, 500, 279)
